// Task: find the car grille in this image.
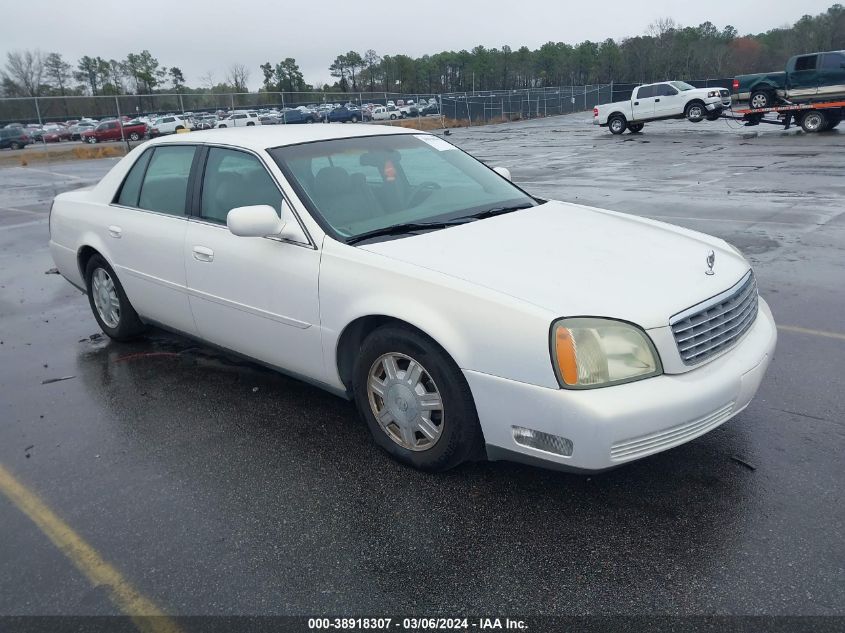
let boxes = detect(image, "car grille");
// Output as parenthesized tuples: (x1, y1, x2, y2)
(720, 89, 730, 98)
(670, 271, 758, 365)
(610, 403, 735, 461)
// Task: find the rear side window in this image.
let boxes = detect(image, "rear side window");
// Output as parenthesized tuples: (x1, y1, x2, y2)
(636, 85, 654, 99)
(794, 55, 818, 71)
(116, 149, 153, 207)
(138, 146, 196, 216)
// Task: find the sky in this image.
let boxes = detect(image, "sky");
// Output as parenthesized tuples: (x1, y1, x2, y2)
(2, 0, 835, 89)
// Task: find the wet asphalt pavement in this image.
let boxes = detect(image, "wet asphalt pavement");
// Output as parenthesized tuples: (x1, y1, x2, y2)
(0, 113, 843, 618)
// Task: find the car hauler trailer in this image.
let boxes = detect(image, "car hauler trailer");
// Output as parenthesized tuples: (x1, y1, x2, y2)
(726, 100, 845, 133)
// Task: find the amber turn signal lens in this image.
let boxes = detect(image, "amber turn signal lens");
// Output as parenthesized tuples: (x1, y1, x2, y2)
(555, 327, 578, 385)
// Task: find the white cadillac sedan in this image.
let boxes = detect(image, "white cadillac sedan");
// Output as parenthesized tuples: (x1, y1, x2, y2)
(49, 126, 776, 472)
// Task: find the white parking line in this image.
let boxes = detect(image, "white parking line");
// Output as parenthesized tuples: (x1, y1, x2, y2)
(0, 206, 43, 216)
(8, 166, 85, 180)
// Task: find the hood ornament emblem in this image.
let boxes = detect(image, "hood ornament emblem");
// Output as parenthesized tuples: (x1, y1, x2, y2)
(705, 250, 716, 275)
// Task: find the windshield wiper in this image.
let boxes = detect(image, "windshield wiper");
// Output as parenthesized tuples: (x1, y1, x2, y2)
(456, 203, 534, 221)
(346, 220, 469, 245)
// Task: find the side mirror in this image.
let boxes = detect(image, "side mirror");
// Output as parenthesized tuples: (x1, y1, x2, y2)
(226, 201, 309, 244)
(493, 166, 512, 181)
(227, 205, 284, 238)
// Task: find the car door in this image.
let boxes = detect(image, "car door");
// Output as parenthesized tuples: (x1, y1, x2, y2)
(631, 85, 655, 121)
(184, 146, 324, 379)
(653, 83, 682, 117)
(817, 52, 845, 99)
(107, 144, 199, 334)
(788, 54, 820, 99)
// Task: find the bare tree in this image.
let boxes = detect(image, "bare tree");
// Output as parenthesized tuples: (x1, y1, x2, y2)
(5, 50, 45, 96)
(227, 64, 250, 92)
(199, 71, 215, 91)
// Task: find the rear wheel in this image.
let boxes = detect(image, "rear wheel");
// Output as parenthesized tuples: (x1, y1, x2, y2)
(10, 141, 22, 150)
(350, 115, 358, 123)
(685, 101, 706, 122)
(353, 325, 482, 471)
(822, 113, 841, 130)
(628, 122, 644, 133)
(86, 136, 97, 144)
(390, 114, 397, 120)
(800, 111, 825, 133)
(608, 115, 627, 134)
(84, 255, 146, 341)
(128, 132, 140, 141)
(749, 90, 772, 109)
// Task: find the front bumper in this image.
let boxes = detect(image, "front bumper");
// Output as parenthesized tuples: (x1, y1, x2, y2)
(706, 97, 732, 111)
(466, 298, 776, 472)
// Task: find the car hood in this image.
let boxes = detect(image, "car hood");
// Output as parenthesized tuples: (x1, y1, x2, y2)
(360, 201, 750, 329)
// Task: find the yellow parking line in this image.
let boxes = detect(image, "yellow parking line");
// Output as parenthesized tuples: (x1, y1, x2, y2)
(0, 463, 183, 633)
(778, 325, 845, 341)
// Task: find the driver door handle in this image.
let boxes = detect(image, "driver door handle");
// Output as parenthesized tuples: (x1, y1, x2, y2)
(654, 98, 661, 102)
(192, 246, 214, 262)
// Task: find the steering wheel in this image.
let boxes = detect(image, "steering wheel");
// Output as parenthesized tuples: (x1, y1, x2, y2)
(408, 181, 441, 207)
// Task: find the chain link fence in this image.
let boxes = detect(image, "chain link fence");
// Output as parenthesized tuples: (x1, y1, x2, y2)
(0, 79, 735, 127)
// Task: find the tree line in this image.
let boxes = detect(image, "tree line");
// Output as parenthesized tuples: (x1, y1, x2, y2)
(2, 4, 843, 100)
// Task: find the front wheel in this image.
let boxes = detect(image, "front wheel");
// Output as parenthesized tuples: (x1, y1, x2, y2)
(608, 115, 627, 134)
(628, 122, 644, 133)
(685, 102, 706, 122)
(86, 136, 97, 144)
(350, 115, 358, 123)
(390, 114, 397, 120)
(85, 255, 146, 341)
(128, 132, 140, 141)
(353, 326, 482, 471)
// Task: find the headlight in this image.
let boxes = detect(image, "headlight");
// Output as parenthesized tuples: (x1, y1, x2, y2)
(550, 318, 662, 389)
(707, 90, 720, 98)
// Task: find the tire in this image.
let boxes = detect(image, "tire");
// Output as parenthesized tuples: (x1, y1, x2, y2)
(800, 111, 825, 133)
(246, 122, 255, 126)
(685, 101, 706, 122)
(128, 132, 140, 141)
(822, 114, 841, 130)
(86, 136, 97, 144)
(84, 254, 146, 341)
(608, 115, 627, 134)
(706, 112, 721, 121)
(10, 142, 21, 150)
(352, 325, 483, 471)
(218, 124, 227, 128)
(350, 115, 358, 123)
(390, 114, 397, 120)
(628, 123, 644, 133)
(749, 90, 772, 109)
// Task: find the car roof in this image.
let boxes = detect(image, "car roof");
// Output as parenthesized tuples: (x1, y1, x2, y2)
(149, 124, 420, 151)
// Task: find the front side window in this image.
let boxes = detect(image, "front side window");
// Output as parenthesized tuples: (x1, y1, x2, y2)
(670, 81, 695, 91)
(821, 53, 845, 70)
(200, 148, 282, 224)
(655, 84, 679, 96)
(137, 145, 196, 216)
(269, 134, 535, 242)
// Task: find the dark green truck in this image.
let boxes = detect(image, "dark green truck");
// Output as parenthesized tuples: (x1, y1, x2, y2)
(733, 50, 845, 108)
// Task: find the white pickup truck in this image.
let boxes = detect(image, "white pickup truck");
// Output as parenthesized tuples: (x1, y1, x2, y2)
(593, 81, 731, 134)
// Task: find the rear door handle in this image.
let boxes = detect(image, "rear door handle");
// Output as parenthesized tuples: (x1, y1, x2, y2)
(108, 225, 122, 238)
(634, 101, 639, 105)
(192, 246, 214, 262)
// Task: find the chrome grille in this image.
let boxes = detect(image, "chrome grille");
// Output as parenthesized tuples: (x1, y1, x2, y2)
(670, 271, 758, 365)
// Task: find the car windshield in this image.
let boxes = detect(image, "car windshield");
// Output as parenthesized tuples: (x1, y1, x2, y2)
(269, 134, 535, 242)
(670, 81, 696, 91)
